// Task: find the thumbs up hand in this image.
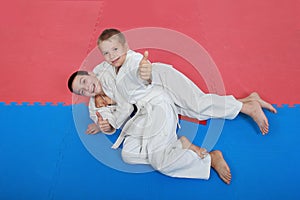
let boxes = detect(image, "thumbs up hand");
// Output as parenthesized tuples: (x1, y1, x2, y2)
(139, 51, 152, 83)
(96, 112, 113, 133)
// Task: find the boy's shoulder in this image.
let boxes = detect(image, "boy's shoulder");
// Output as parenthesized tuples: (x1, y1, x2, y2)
(93, 61, 112, 73)
(127, 50, 143, 62)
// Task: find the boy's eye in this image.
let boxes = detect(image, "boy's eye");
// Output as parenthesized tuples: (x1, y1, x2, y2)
(113, 48, 118, 51)
(103, 52, 108, 55)
(82, 90, 87, 96)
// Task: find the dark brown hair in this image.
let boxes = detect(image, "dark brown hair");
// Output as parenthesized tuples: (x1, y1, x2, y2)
(67, 71, 89, 93)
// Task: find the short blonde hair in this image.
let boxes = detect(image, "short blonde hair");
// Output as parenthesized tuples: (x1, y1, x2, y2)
(97, 28, 126, 46)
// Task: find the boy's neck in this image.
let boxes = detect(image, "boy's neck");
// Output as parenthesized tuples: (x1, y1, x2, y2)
(115, 66, 121, 74)
(114, 49, 130, 74)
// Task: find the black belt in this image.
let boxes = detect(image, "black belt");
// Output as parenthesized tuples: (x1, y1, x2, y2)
(130, 104, 137, 118)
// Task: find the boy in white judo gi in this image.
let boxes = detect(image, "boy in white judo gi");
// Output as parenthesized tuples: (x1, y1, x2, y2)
(69, 69, 233, 184)
(92, 28, 275, 134)
(68, 29, 276, 184)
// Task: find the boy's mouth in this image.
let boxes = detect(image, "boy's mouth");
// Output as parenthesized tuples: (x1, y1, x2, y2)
(90, 84, 95, 93)
(111, 57, 120, 65)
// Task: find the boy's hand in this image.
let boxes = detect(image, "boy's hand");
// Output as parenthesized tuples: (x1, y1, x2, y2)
(85, 123, 100, 134)
(95, 95, 107, 108)
(139, 51, 152, 83)
(95, 94, 116, 107)
(96, 112, 113, 133)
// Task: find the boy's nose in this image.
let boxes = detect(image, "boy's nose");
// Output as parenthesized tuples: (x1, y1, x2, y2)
(84, 84, 89, 91)
(109, 52, 116, 60)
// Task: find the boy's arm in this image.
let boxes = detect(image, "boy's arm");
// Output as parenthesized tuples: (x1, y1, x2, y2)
(89, 97, 116, 135)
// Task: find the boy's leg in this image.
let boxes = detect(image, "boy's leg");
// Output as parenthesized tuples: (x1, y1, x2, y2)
(153, 64, 276, 134)
(180, 136, 207, 158)
(180, 136, 231, 184)
(122, 136, 149, 165)
(152, 64, 241, 120)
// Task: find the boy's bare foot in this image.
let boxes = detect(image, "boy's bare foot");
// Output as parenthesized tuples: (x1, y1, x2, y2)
(239, 92, 277, 113)
(249, 92, 277, 113)
(210, 150, 231, 184)
(241, 100, 269, 134)
(180, 136, 207, 159)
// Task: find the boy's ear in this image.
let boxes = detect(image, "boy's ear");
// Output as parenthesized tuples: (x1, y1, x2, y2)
(124, 42, 129, 50)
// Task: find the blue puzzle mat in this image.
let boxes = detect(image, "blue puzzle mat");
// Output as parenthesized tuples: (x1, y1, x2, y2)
(0, 103, 299, 199)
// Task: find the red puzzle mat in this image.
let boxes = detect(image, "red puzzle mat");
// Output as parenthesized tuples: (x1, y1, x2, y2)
(0, 0, 299, 106)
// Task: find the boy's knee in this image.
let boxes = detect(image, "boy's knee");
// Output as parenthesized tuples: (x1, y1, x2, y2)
(121, 149, 148, 164)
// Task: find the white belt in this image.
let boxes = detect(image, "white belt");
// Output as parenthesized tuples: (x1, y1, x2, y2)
(111, 100, 152, 149)
(111, 87, 179, 149)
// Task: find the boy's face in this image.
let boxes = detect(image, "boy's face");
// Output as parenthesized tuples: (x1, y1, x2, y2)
(72, 73, 102, 97)
(98, 35, 128, 68)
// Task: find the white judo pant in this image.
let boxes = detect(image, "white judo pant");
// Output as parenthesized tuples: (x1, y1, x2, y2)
(120, 90, 211, 179)
(114, 63, 242, 179)
(152, 63, 243, 120)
